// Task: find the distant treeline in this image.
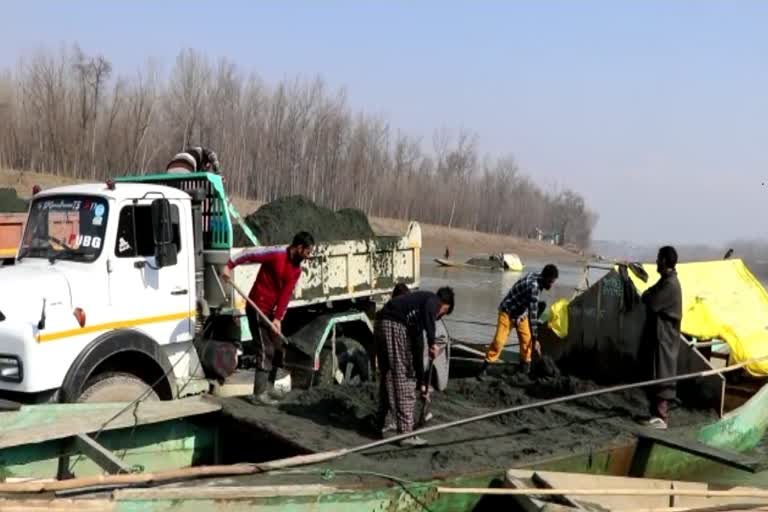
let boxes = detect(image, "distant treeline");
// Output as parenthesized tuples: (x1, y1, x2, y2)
(0, 45, 598, 247)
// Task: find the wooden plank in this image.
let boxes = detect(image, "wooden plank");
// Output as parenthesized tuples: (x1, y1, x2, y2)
(631, 428, 768, 473)
(532, 472, 587, 510)
(114, 484, 364, 500)
(0, 499, 114, 512)
(507, 470, 715, 511)
(503, 473, 549, 512)
(74, 434, 132, 475)
(0, 396, 220, 450)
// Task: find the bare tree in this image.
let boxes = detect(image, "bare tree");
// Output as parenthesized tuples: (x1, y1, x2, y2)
(0, 45, 599, 248)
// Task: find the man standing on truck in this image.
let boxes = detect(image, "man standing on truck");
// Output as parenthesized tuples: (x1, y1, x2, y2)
(639, 246, 682, 430)
(166, 146, 221, 174)
(221, 232, 315, 405)
(375, 287, 455, 446)
(477, 264, 559, 379)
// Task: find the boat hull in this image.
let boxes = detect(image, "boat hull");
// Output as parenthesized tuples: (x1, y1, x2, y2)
(2, 381, 768, 511)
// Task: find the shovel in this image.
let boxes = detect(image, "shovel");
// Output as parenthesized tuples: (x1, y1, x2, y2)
(417, 341, 445, 427)
(417, 360, 434, 428)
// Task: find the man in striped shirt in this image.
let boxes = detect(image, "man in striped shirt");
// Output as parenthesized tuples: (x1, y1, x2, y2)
(477, 264, 559, 379)
(221, 232, 314, 405)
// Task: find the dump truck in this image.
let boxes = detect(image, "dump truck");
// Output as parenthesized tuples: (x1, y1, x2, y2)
(0, 172, 422, 403)
(0, 213, 26, 264)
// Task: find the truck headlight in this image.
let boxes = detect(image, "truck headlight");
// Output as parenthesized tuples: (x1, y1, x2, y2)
(0, 356, 23, 383)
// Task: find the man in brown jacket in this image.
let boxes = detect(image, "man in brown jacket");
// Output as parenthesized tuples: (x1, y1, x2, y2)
(640, 245, 683, 430)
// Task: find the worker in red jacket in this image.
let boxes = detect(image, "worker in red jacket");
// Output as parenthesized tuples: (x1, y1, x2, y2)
(221, 232, 314, 405)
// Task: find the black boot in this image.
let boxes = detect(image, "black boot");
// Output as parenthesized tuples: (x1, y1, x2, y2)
(249, 370, 278, 406)
(521, 362, 531, 375)
(476, 361, 490, 381)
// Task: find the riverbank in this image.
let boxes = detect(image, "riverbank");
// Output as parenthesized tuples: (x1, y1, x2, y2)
(0, 168, 585, 264)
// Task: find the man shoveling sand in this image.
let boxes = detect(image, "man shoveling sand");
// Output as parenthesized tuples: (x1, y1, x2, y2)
(374, 287, 455, 446)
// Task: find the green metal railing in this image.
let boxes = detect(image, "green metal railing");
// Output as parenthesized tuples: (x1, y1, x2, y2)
(115, 172, 259, 249)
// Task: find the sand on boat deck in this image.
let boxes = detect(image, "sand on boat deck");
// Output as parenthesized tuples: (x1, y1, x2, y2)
(214, 362, 716, 481)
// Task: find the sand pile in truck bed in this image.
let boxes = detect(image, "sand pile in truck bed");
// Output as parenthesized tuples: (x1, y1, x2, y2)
(0, 188, 28, 213)
(232, 195, 375, 246)
(217, 357, 717, 480)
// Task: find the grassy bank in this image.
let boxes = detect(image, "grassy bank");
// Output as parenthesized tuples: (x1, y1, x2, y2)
(0, 168, 585, 265)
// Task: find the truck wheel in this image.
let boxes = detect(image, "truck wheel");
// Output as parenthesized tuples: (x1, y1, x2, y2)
(77, 372, 159, 403)
(317, 337, 371, 386)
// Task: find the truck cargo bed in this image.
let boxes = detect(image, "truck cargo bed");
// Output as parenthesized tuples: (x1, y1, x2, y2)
(203, 222, 422, 311)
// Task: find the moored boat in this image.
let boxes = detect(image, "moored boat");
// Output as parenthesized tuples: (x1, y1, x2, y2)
(0, 376, 767, 511)
(435, 252, 524, 271)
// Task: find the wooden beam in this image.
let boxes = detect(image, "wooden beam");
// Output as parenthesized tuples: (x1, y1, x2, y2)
(114, 484, 363, 500)
(532, 472, 587, 510)
(74, 434, 132, 475)
(0, 498, 115, 512)
(630, 429, 768, 473)
(0, 396, 220, 450)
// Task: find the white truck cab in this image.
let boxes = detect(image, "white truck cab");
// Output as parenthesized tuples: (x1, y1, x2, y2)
(0, 181, 207, 402)
(0, 173, 423, 403)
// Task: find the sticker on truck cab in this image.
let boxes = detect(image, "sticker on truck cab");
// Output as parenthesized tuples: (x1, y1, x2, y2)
(76, 235, 102, 249)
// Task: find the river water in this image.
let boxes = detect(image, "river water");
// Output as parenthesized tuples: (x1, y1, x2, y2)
(420, 256, 606, 344)
(418, 255, 768, 488)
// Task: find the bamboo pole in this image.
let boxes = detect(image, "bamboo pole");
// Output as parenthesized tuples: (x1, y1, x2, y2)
(444, 318, 498, 328)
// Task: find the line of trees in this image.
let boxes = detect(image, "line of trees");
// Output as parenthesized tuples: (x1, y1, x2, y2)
(0, 45, 598, 247)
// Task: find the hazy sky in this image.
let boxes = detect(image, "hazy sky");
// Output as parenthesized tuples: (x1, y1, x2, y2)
(3, 1, 766, 245)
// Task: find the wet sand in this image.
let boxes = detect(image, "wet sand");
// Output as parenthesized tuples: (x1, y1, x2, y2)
(217, 361, 716, 481)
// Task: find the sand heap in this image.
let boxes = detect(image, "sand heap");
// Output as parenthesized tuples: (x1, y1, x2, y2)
(219, 356, 717, 480)
(0, 188, 28, 213)
(232, 195, 374, 246)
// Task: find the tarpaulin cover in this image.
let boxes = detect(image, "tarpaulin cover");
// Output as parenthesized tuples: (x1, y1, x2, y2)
(547, 298, 570, 339)
(547, 259, 768, 376)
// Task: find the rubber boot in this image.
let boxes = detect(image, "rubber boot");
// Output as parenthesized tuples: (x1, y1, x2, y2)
(267, 367, 286, 400)
(249, 370, 278, 406)
(476, 361, 490, 381)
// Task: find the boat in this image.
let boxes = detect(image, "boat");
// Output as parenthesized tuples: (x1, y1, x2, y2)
(435, 252, 525, 271)
(503, 469, 768, 511)
(0, 373, 768, 511)
(3, 258, 768, 509)
(541, 258, 768, 416)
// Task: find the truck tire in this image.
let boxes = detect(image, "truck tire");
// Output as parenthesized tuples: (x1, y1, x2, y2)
(77, 372, 159, 403)
(317, 337, 371, 386)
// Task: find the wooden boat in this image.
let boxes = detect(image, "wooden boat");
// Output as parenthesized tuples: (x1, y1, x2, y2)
(1, 377, 768, 511)
(435, 252, 525, 271)
(503, 469, 768, 511)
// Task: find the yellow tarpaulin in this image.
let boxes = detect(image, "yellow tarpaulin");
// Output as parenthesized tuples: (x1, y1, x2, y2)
(547, 298, 570, 339)
(546, 259, 768, 376)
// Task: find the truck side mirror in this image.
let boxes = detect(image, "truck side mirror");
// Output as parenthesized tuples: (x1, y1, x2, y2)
(151, 198, 177, 268)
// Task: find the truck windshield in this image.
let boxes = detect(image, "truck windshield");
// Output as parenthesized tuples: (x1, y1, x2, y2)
(17, 195, 109, 263)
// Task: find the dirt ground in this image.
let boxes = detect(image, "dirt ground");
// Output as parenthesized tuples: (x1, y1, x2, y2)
(216, 360, 716, 481)
(0, 168, 585, 264)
